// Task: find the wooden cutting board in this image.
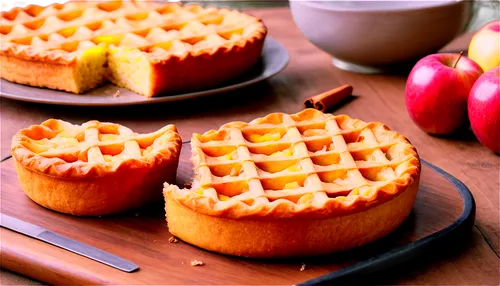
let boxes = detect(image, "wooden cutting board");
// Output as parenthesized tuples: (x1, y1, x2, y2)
(0, 144, 468, 285)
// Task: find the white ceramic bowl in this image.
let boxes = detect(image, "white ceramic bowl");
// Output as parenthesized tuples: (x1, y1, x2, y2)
(290, 0, 473, 73)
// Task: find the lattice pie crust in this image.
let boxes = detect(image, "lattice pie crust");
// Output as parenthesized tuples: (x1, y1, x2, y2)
(164, 109, 421, 257)
(12, 119, 182, 216)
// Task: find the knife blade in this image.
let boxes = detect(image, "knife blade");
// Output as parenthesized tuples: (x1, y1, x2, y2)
(0, 214, 139, 273)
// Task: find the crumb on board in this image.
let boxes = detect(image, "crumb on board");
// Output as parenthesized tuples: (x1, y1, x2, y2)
(300, 263, 306, 271)
(169, 236, 178, 243)
(184, 182, 192, 189)
(113, 90, 121, 98)
(191, 260, 204, 266)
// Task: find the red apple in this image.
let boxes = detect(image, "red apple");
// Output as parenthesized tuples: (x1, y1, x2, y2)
(468, 67, 500, 154)
(405, 53, 483, 135)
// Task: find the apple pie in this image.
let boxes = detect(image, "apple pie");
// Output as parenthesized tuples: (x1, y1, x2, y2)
(12, 119, 182, 216)
(164, 109, 421, 258)
(0, 1, 267, 97)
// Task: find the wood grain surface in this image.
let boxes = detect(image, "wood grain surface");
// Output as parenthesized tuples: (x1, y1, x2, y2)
(0, 7, 499, 285)
(0, 144, 485, 285)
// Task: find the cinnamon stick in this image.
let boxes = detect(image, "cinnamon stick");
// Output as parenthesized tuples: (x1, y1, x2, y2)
(304, 84, 353, 112)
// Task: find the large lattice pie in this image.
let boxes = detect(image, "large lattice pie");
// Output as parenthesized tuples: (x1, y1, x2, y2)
(12, 119, 182, 216)
(164, 109, 421, 258)
(0, 1, 267, 97)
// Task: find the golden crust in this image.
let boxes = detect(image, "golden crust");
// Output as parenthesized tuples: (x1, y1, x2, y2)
(165, 179, 419, 258)
(0, 44, 78, 65)
(11, 119, 182, 216)
(165, 171, 417, 219)
(0, 15, 267, 66)
(0, 54, 80, 93)
(165, 109, 421, 220)
(16, 156, 179, 216)
(12, 119, 182, 178)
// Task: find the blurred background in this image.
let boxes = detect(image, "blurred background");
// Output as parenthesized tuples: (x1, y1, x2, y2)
(186, 0, 500, 31)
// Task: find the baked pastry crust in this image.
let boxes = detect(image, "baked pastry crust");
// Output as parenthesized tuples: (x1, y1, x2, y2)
(166, 181, 418, 258)
(164, 109, 421, 257)
(12, 119, 182, 216)
(0, 1, 267, 96)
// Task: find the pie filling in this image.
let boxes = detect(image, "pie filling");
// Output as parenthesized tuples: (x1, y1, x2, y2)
(75, 45, 108, 93)
(107, 46, 153, 96)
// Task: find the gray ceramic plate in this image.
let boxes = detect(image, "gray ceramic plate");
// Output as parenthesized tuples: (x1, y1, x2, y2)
(0, 38, 288, 106)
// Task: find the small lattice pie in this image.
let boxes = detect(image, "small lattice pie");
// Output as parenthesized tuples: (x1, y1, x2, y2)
(0, 1, 267, 97)
(12, 119, 182, 216)
(164, 109, 421, 258)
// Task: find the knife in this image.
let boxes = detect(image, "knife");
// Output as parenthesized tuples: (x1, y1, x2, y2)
(0, 214, 139, 273)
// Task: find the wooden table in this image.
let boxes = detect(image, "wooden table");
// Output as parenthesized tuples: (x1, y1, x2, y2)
(1, 7, 499, 285)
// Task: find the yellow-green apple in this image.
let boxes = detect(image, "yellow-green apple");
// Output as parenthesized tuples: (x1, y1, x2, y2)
(405, 53, 483, 135)
(469, 20, 500, 72)
(468, 66, 500, 154)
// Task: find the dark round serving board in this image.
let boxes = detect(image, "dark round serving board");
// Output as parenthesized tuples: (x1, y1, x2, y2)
(0, 142, 475, 285)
